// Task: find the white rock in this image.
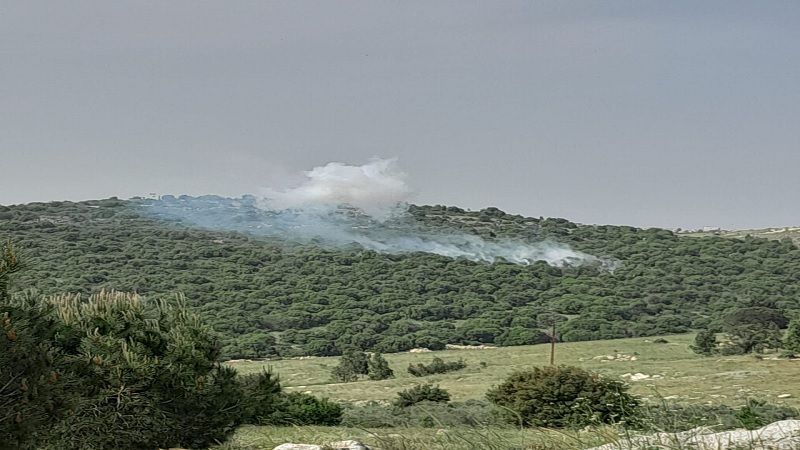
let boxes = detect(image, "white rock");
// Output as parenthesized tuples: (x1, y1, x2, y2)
(273, 445, 323, 450)
(778, 393, 792, 398)
(629, 373, 650, 381)
(328, 440, 371, 450)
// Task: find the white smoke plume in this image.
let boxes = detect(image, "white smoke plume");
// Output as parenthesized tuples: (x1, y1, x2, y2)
(261, 158, 410, 219)
(145, 159, 612, 268)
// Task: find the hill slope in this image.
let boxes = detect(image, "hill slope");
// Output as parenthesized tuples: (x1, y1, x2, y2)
(679, 227, 800, 245)
(1, 197, 799, 358)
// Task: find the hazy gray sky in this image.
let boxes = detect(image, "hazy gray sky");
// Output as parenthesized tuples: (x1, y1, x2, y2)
(2, 1, 798, 229)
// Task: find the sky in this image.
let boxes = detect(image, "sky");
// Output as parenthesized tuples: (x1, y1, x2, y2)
(1, 1, 798, 229)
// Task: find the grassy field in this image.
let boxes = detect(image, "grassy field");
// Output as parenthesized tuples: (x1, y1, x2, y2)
(228, 333, 800, 408)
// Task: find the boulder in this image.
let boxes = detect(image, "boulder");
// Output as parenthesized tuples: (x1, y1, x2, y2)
(273, 445, 322, 450)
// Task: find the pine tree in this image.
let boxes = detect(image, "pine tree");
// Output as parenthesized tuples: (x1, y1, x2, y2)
(367, 353, 394, 380)
(691, 329, 717, 355)
(784, 320, 800, 353)
(0, 242, 72, 449)
(331, 349, 369, 382)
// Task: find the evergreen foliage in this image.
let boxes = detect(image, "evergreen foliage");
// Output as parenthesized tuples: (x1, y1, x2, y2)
(367, 353, 394, 380)
(240, 370, 342, 426)
(393, 383, 451, 408)
(41, 291, 244, 450)
(784, 320, 800, 353)
(0, 243, 71, 448)
(722, 307, 784, 354)
(331, 349, 370, 382)
(0, 299, 70, 448)
(2, 198, 800, 358)
(407, 357, 467, 377)
(691, 329, 718, 355)
(486, 365, 639, 428)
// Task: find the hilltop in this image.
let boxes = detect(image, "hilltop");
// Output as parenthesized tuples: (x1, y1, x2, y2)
(1, 197, 799, 358)
(679, 227, 800, 245)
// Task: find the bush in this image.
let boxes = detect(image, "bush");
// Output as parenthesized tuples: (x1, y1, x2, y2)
(240, 370, 284, 424)
(331, 349, 369, 382)
(367, 353, 394, 380)
(691, 329, 717, 355)
(240, 369, 342, 426)
(407, 357, 466, 377)
(266, 392, 343, 426)
(394, 383, 451, 408)
(486, 365, 639, 428)
(784, 319, 800, 353)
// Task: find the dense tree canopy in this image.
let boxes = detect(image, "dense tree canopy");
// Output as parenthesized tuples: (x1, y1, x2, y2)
(1, 198, 799, 358)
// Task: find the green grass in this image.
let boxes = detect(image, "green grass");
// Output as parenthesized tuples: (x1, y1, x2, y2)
(229, 334, 800, 408)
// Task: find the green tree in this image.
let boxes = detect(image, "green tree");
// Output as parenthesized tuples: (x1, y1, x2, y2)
(784, 320, 800, 353)
(0, 241, 22, 301)
(691, 329, 717, 355)
(0, 243, 73, 449)
(367, 353, 394, 380)
(722, 308, 784, 354)
(240, 370, 284, 424)
(331, 349, 369, 382)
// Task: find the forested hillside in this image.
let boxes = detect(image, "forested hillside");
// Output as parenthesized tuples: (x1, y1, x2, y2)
(1, 197, 798, 358)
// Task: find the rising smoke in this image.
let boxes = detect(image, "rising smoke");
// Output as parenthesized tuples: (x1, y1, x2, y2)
(144, 159, 611, 268)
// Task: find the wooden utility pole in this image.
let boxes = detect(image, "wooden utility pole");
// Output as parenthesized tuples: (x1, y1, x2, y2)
(549, 321, 556, 365)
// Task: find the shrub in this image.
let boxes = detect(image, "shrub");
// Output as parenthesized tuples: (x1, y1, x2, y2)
(331, 349, 369, 382)
(240, 369, 342, 426)
(486, 365, 639, 428)
(784, 319, 800, 353)
(691, 329, 717, 355)
(240, 370, 284, 424)
(394, 383, 451, 408)
(266, 392, 343, 426)
(407, 357, 466, 377)
(367, 353, 394, 380)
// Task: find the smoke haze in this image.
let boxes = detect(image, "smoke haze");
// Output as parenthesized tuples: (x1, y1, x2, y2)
(144, 159, 611, 268)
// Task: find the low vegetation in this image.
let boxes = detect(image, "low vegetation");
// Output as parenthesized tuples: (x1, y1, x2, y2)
(393, 383, 451, 408)
(486, 365, 639, 428)
(407, 356, 467, 377)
